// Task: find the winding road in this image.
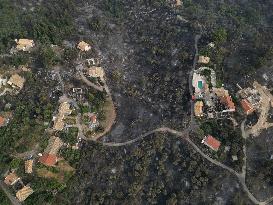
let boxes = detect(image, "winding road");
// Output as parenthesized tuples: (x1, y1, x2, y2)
(103, 127, 188, 147)
(2, 31, 271, 205)
(62, 33, 269, 205)
(75, 61, 117, 140)
(77, 63, 104, 92)
(188, 34, 201, 131)
(103, 123, 263, 204)
(93, 33, 273, 205)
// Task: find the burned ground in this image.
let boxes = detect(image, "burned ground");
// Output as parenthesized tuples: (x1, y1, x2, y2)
(75, 1, 194, 142)
(63, 0, 273, 204)
(73, 0, 273, 143)
(246, 127, 273, 202)
(64, 133, 252, 205)
(245, 63, 273, 202)
(1, 0, 273, 204)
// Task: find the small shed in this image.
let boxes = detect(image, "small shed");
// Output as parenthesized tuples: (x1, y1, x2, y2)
(77, 41, 91, 52)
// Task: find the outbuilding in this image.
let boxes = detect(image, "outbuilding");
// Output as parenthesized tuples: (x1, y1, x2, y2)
(15, 39, 35, 51)
(77, 41, 91, 51)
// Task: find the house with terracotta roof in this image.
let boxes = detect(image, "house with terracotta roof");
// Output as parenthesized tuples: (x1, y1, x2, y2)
(7, 74, 25, 89)
(198, 56, 210, 64)
(202, 135, 221, 151)
(39, 153, 58, 167)
(4, 172, 20, 186)
(15, 39, 35, 51)
(16, 186, 34, 202)
(237, 87, 262, 110)
(0, 116, 6, 127)
(25, 160, 33, 174)
(194, 101, 204, 117)
(241, 99, 255, 115)
(39, 136, 63, 167)
(213, 87, 235, 112)
(77, 41, 91, 51)
(219, 95, 236, 112)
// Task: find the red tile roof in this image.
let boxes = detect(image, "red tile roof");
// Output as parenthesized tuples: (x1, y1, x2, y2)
(202, 135, 221, 151)
(0, 116, 5, 126)
(90, 115, 97, 123)
(220, 96, 235, 111)
(241, 99, 254, 115)
(39, 153, 57, 166)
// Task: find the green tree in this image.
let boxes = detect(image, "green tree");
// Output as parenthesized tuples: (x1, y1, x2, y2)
(0, 190, 11, 205)
(39, 46, 58, 68)
(212, 28, 228, 45)
(63, 48, 78, 62)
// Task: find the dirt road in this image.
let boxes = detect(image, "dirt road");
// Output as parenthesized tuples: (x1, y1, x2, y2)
(247, 82, 273, 136)
(79, 70, 104, 92)
(92, 97, 116, 141)
(102, 125, 263, 204)
(98, 33, 271, 205)
(188, 34, 201, 131)
(103, 127, 188, 147)
(0, 181, 21, 205)
(75, 62, 117, 141)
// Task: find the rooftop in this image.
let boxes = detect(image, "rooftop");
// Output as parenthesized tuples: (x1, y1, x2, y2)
(4, 172, 20, 186)
(173, 0, 182, 6)
(213, 87, 229, 98)
(53, 102, 72, 131)
(241, 99, 255, 115)
(15, 39, 35, 51)
(202, 135, 221, 151)
(7, 74, 25, 89)
(194, 101, 204, 117)
(25, 160, 34, 174)
(213, 87, 235, 111)
(59, 102, 72, 115)
(0, 116, 5, 127)
(16, 186, 34, 202)
(39, 153, 57, 166)
(16, 39, 34, 46)
(90, 114, 97, 124)
(88, 66, 105, 79)
(44, 136, 63, 155)
(77, 41, 91, 51)
(53, 117, 65, 131)
(220, 95, 236, 111)
(198, 56, 210, 64)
